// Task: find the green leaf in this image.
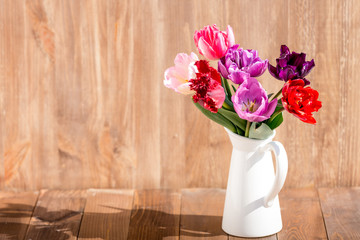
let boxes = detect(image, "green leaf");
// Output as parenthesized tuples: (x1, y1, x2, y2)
(266, 98, 284, 128)
(249, 122, 274, 140)
(221, 76, 233, 98)
(218, 108, 247, 131)
(194, 102, 237, 133)
(269, 99, 284, 116)
(220, 76, 235, 111)
(235, 126, 245, 135)
(231, 85, 237, 93)
(268, 93, 274, 99)
(222, 101, 233, 111)
(224, 98, 234, 110)
(220, 76, 228, 93)
(221, 76, 226, 88)
(223, 78, 232, 98)
(266, 112, 283, 130)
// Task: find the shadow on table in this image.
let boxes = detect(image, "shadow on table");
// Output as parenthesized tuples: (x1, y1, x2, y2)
(0, 204, 226, 239)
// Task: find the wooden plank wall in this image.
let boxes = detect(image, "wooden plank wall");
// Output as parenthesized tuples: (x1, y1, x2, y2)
(0, 0, 359, 190)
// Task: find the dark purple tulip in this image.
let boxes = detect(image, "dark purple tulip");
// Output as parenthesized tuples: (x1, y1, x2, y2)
(268, 45, 315, 85)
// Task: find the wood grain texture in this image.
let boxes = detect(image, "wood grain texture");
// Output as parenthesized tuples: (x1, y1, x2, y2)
(1, 0, 36, 190)
(180, 188, 227, 239)
(127, 189, 181, 239)
(25, 0, 58, 190)
(78, 189, 134, 240)
(53, 0, 111, 189)
(1, 0, 360, 190)
(159, 0, 189, 190)
(0, 191, 38, 240)
(3, 188, 360, 239)
(278, 188, 327, 240)
(319, 187, 360, 240)
(132, 0, 162, 189)
(312, 0, 342, 188)
(184, 1, 231, 189)
(338, 0, 360, 186)
(107, 0, 137, 189)
(283, 0, 317, 188)
(25, 190, 86, 240)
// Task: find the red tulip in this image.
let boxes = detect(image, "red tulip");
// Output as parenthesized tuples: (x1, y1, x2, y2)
(189, 60, 225, 113)
(281, 79, 322, 124)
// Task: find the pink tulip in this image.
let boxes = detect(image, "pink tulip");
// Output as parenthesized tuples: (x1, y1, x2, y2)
(164, 52, 199, 94)
(194, 25, 235, 60)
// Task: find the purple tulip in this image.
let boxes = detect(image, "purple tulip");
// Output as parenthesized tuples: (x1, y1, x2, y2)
(218, 45, 268, 84)
(268, 45, 315, 85)
(232, 78, 277, 122)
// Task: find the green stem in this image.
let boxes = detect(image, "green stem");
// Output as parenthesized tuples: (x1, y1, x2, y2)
(245, 121, 251, 138)
(268, 107, 285, 122)
(224, 78, 232, 98)
(270, 87, 283, 101)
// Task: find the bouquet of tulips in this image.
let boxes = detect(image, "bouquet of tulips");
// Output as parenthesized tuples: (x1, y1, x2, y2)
(164, 25, 322, 139)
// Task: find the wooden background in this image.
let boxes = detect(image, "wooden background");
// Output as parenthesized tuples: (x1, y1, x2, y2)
(0, 0, 359, 191)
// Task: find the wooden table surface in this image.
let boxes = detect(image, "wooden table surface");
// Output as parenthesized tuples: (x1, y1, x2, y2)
(0, 188, 359, 240)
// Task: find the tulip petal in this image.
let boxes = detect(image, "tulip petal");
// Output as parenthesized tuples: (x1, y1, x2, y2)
(194, 25, 235, 61)
(301, 59, 315, 78)
(291, 52, 306, 68)
(281, 79, 321, 124)
(190, 52, 199, 61)
(220, 46, 268, 84)
(232, 77, 275, 122)
(163, 53, 198, 95)
(241, 50, 253, 67)
(176, 82, 194, 94)
(270, 45, 315, 85)
(229, 71, 250, 84)
(279, 66, 296, 80)
(213, 32, 227, 58)
(303, 78, 311, 86)
(247, 60, 268, 77)
(268, 64, 281, 80)
(280, 45, 290, 55)
(226, 25, 235, 47)
(198, 37, 218, 60)
(190, 60, 225, 113)
(218, 59, 229, 79)
(265, 98, 278, 118)
(207, 82, 226, 109)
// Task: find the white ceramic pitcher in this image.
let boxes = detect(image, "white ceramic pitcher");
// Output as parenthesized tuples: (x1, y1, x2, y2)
(222, 128, 288, 238)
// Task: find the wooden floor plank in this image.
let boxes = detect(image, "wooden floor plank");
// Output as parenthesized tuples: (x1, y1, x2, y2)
(180, 188, 227, 240)
(1, 187, 359, 239)
(127, 189, 181, 239)
(24, 190, 86, 240)
(0, 191, 39, 240)
(78, 189, 134, 240)
(277, 188, 327, 240)
(319, 187, 360, 240)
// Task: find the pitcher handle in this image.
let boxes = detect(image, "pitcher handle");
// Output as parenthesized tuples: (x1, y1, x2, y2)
(261, 141, 288, 208)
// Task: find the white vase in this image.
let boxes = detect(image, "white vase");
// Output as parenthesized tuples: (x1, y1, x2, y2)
(222, 128, 288, 238)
